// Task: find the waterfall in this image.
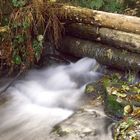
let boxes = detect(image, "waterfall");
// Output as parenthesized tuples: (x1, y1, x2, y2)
(0, 57, 113, 140)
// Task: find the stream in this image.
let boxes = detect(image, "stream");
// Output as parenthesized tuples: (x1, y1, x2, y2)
(0, 57, 113, 140)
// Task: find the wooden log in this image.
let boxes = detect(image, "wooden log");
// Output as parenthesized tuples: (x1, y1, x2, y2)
(52, 4, 140, 34)
(65, 23, 140, 53)
(59, 36, 140, 71)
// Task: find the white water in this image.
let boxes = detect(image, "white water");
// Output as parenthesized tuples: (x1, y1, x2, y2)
(0, 58, 112, 140)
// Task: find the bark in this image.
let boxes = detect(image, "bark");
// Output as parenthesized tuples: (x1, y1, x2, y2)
(59, 36, 140, 71)
(52, 4, 140, 34)
(65, 23, 140, 53)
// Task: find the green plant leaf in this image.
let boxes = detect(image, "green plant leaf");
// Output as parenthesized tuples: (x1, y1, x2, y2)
(23, 22, 30, 29)
(90, 0, 104, 9)
(12, 0, 27, 8)
(13, 55, 22, 65)
(15, 35, 24, 44)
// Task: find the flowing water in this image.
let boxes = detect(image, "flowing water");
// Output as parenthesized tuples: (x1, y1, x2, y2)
(0, 58, 113, 140)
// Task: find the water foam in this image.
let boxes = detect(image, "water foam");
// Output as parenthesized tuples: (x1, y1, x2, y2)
(0, 57, 110, 140)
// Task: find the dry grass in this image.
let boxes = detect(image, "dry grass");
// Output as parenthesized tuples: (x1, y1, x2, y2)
(0, 0, 64, 74)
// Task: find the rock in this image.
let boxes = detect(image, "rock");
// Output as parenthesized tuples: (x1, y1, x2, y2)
(51, 104, 113, 140)
(103, 76, 140, 139)
(114, 117, 140, 140)
(124, 105, 133, 115)
(84, 80, 105, 99)
(85, 84, 95, 94)
(102, 75, 140, 120)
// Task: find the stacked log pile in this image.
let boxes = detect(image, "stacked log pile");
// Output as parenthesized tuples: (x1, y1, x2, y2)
(1, 3, 140, 71)
(60, 36, 140, 70)
(48, 4, 140, 71)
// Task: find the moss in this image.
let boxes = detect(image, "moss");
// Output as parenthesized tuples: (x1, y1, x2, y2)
(85, 84, 95, 94)
(105, 94, 124, 119)
(114, 118, 140, 140)
(52, 125, 68, 137)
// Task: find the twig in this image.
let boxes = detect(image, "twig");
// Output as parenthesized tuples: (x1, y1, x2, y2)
(43, 19, 51, 37)
(46, 53, 71, 63)
(0, 69, 25, 97)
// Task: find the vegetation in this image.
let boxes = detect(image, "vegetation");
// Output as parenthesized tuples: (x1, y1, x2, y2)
(0, 0, 140, 139)
(0, 0, 139, 75)
(60, 0, 140, 15)
(65, 0, 124, 13)
(0, 0, 62, 74)
(85, 73, 140, 139)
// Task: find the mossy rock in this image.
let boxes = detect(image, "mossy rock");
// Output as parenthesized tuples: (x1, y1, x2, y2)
(85, 84, 95, 94)
(104, 94, 124, 120)
(114, 117, 140, 140)
(85, 74, 140, 121)
(84, 80, 105, 98)
(52, 125, 68, 137)
(102, 75, 140, 120)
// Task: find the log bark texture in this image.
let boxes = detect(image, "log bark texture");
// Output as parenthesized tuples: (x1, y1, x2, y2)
(59, 36, 140, 71)
(65, 23, 140, 53)
(53, 4, 140, 34)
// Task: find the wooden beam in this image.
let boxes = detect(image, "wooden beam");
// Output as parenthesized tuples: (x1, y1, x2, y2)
(59, 36, 140, 71)
(51, 4, 140, 34)
(65, 23, 140, 53)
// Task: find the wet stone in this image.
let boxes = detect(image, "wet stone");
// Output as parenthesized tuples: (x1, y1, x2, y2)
(51, 105, 113, 140)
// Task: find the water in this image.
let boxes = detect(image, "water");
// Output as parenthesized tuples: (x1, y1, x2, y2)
(0, 57, 113, 140)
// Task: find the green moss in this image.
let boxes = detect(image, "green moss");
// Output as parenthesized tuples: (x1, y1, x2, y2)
(85, 84, 95, 94)
(52, 125, 68, 137)
(114, 118, 140, 140)
(105, 94, 124, 119)
(102, 74, 140, 120)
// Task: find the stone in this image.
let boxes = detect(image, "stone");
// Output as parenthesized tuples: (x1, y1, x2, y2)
(51, 104, 113, 140)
